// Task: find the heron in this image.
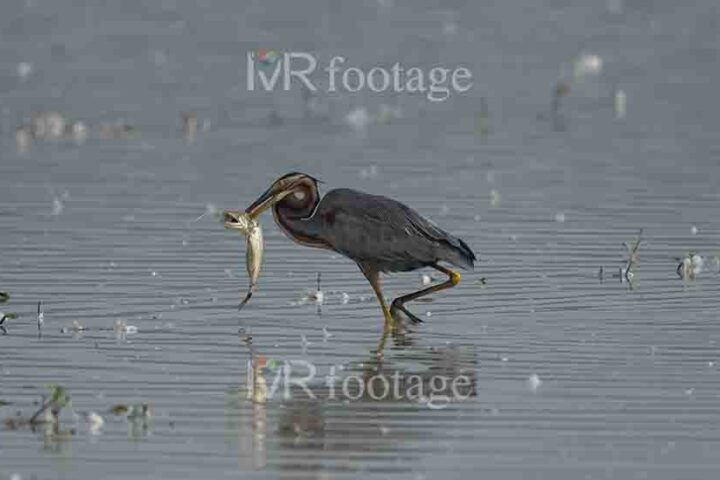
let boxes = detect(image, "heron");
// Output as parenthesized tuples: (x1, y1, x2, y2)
(224, 172, 476, 329)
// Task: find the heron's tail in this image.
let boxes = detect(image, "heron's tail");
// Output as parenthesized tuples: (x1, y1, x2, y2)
(441, 236, 476, 270)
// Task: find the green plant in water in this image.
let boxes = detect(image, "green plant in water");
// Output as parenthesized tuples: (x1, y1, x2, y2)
(46, 384, 71, 410)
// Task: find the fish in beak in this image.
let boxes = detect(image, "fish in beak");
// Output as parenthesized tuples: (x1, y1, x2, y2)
(221, 209, 264, 309)
(223, 209, 253, 231)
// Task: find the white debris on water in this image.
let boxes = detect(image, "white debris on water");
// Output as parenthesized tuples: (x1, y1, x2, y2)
(33, 111, 67, 140)
(307, 289, 324, 305)
(341, 292, 350, 304)
(344, 106, 371, 132)
(690, 225, 698, 235)
(322, 327, 333, 342)
(86, 411, 105, 435)
(618, 265, 634, 282)
(490, 189, 501, 207)
(37, 305, 44, 330)
(114, 320, 138, 337)
(15, 126, 32, 153)
(692, 254, 704, 274)
(17, 61, 33, 80)
(52, 197, 64, 216)
(677, 257, 693, 280)
(426, 311, 432, 318)
(359, 164, 379, 179)
(678, 254, 704, 280)
(554, 212, 566, 223)
(573, 53, 603, 78)
(181, 112, 198, 141)
(614, 89, 627, 119)
(301, 334, 311, 352)
(527, 373, 542, 392)
(70, 121, 88, 144)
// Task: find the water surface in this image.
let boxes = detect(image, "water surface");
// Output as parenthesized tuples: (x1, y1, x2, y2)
(2, 1, 720, 479)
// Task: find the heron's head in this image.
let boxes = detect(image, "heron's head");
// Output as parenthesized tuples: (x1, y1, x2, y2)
(245, 172, 321, 218)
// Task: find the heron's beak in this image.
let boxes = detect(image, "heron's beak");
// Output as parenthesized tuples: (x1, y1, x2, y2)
(245, 184, 292, 218)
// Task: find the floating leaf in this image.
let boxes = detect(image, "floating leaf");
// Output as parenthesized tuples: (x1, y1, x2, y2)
(109, 404, 129, 415)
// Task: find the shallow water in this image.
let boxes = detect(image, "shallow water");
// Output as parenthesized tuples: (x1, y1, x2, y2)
(2, 1, 720, 479)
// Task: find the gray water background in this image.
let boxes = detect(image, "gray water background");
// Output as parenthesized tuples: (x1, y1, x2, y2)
(1, 0, 720, 478)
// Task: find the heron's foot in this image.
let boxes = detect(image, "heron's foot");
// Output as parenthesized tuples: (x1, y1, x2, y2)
(390, 299, 424, 324)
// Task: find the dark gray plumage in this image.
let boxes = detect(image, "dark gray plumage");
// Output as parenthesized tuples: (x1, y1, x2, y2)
(313, 189, 475, 273)
(239, 172, 477, 327)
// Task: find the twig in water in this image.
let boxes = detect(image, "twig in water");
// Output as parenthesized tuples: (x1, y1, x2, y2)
(37, 301, 44, 337)
(1, 312, 17, 335)
(191, 210, 211, 223)
(306, 272, 324, 315)
(621, 229, 643, 282)
(28, 384, 69, 426)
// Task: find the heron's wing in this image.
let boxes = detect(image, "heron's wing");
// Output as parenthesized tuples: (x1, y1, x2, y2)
(315, 189, 475, 271)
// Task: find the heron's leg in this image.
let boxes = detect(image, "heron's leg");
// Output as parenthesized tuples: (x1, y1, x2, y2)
(359, 266, 395, 331)
(390, 264, 461, 323)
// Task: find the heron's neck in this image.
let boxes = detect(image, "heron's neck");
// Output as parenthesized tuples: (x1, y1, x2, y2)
(272, 199, 328, 248)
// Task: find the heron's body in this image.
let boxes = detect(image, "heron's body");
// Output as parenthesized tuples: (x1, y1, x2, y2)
(273, 188, 475, 273)
(225, 172, 477, 329)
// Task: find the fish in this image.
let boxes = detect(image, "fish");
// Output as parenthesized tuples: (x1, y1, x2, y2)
(223, 210, 264, 308)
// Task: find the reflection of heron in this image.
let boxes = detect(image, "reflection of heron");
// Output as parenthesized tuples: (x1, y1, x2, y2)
(225, 172, 476, 329)
(228, 333, 477, 474)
